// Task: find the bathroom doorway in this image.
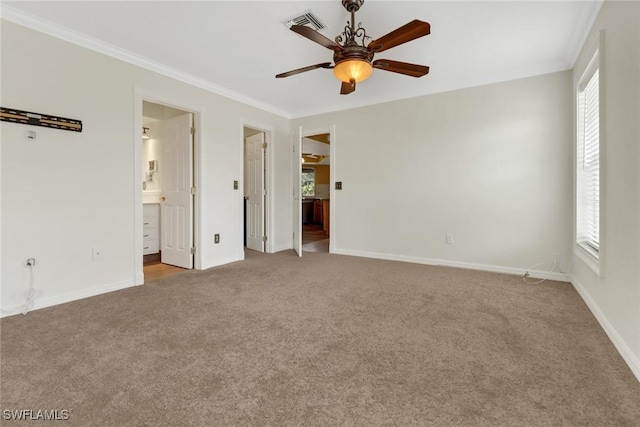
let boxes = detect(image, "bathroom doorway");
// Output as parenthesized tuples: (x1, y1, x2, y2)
(141, 101, 196, 281)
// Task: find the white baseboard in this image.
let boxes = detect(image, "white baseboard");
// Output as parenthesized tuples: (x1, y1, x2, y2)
(272, 243, 293, 253)
(571, 276, 640, 382)
(332, 248, 570, 282)
(0, 279, 136, 318)
(135, 271, 144, 286)
(200, 254, 244, 270)
(1, 252, 246, 317)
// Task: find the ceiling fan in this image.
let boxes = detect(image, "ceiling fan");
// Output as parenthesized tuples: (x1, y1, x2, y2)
(276, 0, 431, 95)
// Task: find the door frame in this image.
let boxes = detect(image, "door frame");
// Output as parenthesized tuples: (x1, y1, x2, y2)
(134, 87, 205, 284)
(297, 125, 336, 254)
(240, 119, 274, 254)
(292, 127, 303, 256)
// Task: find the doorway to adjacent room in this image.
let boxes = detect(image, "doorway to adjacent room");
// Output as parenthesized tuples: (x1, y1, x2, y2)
(137, 98, 200, 283)
(301, 132, 331, 253)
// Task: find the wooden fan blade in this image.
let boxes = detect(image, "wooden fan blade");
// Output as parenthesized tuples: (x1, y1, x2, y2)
(340, 80, 356, 95)
(372, 60, 430, 77)
(367, 20, 431, 53)
(291, 25, 344, 52)
(276, 62, 333, 78)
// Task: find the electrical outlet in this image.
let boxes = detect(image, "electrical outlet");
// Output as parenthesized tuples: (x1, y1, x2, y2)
(214, 234, 220, 244)
(233, 180, 238, 190)
(335, 181, 342, 190)
(25, 258, 36, 267)
(92, 248, 102, 260)
(446, 234, 454, 244)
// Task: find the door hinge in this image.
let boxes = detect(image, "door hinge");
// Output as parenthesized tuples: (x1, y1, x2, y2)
(262, 236, 267, 242)
(191, 187, 197, 195)
(190, 247, 196, 255)
(190, 127, 195, 135)
(262, 142, 267, 149)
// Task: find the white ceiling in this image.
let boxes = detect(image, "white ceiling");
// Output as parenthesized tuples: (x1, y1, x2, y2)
(2, 1, 602, 118)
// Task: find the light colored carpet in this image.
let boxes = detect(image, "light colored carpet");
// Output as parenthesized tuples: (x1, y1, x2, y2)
(1, 250, 639, 426)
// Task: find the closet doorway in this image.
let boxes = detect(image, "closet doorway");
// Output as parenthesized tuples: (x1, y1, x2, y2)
(243, 124, 272, 253)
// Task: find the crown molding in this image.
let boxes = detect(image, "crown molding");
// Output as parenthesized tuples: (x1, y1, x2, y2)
(568, 0, 604, 68)
(0, 5, 292, 119)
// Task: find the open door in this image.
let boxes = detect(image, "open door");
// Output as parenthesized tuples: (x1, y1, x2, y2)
(245, 133, 265, 252)
(160, 113, 194, 269)
(292, 127, 302, 256)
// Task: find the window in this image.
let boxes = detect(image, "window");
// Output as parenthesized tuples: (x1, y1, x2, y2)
(576, 52, 600, 259)
(301, 168, 315, 197)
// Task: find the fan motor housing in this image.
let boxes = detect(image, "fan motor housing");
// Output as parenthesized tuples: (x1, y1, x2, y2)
(334, 45, 373, 64)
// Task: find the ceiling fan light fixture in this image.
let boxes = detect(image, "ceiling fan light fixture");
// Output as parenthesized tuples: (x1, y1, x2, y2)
(277, 1, 431, 95)
(333, 58, 373, 83)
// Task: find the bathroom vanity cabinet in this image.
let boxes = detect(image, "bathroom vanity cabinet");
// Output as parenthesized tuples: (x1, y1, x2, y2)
(143, 203, 160, 255)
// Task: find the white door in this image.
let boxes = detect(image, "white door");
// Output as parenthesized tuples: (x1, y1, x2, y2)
(245, 133, 265, 252)
(160, 113, 193, 269)
(292, 127, 302, 256)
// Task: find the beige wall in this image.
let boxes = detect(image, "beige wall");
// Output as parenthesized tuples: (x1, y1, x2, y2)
(1, 20, 291, 312)
(294, 71, 573, 278)
(571, 0, 640, 380)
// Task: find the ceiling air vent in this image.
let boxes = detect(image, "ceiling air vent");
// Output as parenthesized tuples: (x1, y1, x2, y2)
(284, 10, 326, 31)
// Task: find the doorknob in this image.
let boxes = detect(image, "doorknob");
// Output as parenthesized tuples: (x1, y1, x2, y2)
(160, 196, 166, 202)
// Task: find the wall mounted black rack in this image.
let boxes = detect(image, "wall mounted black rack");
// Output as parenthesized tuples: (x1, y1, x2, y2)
(0, 107, 82, 132)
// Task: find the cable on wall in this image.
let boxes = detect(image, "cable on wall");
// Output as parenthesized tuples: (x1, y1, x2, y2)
(522, 256, 573, 285)
(22, 261, 36, 314)
(0, 259, 36, 316)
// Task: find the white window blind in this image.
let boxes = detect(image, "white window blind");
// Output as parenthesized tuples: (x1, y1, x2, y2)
(577, 59, 600, 257)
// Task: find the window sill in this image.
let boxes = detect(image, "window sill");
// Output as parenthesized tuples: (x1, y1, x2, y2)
(575, 243, 602, 277)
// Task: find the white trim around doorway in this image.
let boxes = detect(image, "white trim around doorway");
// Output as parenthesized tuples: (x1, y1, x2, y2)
(300, 125, 336, 254)
(240, 119, 275, 254)
(134, 87, 206, 284)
